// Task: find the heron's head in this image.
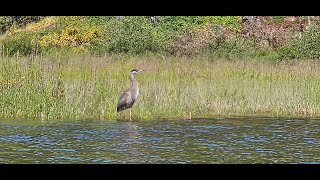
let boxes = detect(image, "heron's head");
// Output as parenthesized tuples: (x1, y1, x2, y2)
(129, 69, 143, 75)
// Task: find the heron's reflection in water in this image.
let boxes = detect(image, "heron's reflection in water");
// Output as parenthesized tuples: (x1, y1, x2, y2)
(122, 122, 143, 163)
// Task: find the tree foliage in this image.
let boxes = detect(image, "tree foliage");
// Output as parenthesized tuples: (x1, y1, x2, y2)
(0, 16, 44, 34)
(1, 16, 320, 60)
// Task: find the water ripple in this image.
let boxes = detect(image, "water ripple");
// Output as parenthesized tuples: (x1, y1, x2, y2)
(1, 118, 320, 163)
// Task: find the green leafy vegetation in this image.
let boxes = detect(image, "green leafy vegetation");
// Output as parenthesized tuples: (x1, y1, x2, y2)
(1, 16, 318, 60)
(4, 16, 315, 59)
(271, 16, 286, 23)
(278, 24, 320, 59)
(0, 16, 320, 120)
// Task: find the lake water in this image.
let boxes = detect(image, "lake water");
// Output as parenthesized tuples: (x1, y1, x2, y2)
(0, 117, 319, 164)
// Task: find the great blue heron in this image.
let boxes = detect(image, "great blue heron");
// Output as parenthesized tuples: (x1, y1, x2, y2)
(117, 69, 143, 121)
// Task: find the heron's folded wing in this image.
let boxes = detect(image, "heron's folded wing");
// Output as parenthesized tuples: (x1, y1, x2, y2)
(117, 91, 131, 111)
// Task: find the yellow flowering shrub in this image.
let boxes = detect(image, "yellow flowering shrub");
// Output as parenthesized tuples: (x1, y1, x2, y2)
(4, 17, 59, 38)
(39, 25, 100, 52)
(1, 16, 102, 55)
(25, 16, 59, 32)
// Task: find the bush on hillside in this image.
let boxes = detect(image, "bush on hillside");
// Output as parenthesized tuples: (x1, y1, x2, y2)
(278, 24, 320, 59)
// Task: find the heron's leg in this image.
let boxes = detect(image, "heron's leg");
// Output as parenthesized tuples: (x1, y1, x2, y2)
(188, 111, 192, 120)
(129, 108, 132, 121)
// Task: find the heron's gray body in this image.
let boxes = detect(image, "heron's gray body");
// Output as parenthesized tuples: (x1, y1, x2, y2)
(117, 69, 141, 112)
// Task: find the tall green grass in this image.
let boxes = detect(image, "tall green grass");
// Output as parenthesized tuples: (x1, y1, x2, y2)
(1, 53, 320, 120)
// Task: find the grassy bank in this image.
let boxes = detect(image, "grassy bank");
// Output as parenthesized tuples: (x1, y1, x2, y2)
(1, 53, 320, 120)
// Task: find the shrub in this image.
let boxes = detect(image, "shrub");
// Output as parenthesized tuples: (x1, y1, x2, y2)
(99, 16, 174, 55)
(104, 17, 155, 53)
(1, 31, 39, 56)
(172, 23, 215, 56)
(278, 24, 320, 59)
(39, 25, 99, 53)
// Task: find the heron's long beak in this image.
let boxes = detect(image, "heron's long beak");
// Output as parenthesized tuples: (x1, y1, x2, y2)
(138, 69, 143, 73)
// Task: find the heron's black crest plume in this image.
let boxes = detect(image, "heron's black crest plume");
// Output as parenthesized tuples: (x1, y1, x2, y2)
(130, 69, 140, 73)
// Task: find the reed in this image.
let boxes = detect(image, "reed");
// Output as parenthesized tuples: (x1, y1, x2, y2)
(1, 53, 320, 120)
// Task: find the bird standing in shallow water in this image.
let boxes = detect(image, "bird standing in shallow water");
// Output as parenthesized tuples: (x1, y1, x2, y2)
(117, 69, 143, 121)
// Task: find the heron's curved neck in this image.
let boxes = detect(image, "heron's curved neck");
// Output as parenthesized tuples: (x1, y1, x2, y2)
(129, 73, 139, 89)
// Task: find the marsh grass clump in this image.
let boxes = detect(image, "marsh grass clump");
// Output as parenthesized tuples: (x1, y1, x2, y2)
(0, 53, 320, 120)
